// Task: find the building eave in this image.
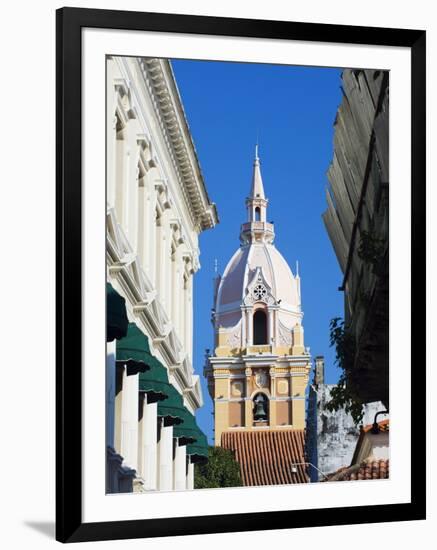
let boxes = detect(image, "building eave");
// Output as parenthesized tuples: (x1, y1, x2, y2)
(139, 57, 219, 232)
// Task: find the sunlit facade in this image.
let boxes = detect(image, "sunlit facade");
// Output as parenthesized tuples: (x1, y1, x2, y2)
(106, 56, 217, 493)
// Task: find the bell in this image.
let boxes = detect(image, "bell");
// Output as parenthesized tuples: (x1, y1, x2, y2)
(253, 394, 267, 421)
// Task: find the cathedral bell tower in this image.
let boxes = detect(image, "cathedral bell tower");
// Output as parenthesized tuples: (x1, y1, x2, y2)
(204, 148, 311, 485)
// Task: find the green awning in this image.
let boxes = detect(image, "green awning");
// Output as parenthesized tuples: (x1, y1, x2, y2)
(116, 323, 151, 375)
(157, 383, 186, 426)
(107, 283, 129, 342)
(173, 409, 199, 445)
(187, 425, 209, 463)
(117, 322, 207, 456)
(138, 343, 171, 403)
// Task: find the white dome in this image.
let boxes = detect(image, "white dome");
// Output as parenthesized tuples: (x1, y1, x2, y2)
(216, 242, 301, 321)
(213, 150, 303, 336)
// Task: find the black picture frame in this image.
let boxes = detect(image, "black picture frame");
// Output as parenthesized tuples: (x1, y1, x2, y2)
(56, 6, 426, 543)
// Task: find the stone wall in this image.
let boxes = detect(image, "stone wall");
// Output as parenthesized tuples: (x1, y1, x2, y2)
(307, 384, 384, 481)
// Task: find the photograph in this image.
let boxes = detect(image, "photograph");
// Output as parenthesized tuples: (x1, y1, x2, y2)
(0, 0, 430, 547)
(105, 55, 389, 493)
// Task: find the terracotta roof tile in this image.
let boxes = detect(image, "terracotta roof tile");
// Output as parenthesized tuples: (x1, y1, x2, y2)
(221, 429, 308, 486)
(324, 458, 389, 482)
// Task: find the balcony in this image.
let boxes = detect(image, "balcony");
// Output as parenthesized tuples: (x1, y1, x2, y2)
(240, 221, 274, 233)
(240, 221, 275, 244)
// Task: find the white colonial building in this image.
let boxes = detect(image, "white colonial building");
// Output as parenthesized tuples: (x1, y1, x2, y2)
(106, 56, 218, 493)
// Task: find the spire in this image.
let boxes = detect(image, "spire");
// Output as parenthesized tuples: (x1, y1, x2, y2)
(240, 146, 274, 245)
(250, 144, 265, 200)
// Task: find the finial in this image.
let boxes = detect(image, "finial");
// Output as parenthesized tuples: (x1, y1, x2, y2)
(214, 258, 218, 274)
(296, 260, 299, 277)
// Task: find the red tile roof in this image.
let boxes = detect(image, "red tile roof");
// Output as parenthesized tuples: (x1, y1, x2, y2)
(221, 429, 308, 486)
(324, 459, 389, 482)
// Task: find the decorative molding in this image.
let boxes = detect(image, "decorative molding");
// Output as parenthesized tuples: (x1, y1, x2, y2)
(106, 207, 203, 408)
(277, 379, 289, 394)
(244, 267, 276, 306)
(113, 57, 209, 263)
(231, 381, 244, 397)
(139, 58, 218, 232)
(254, 369, 268, 389)
(213, 369, 230, 376)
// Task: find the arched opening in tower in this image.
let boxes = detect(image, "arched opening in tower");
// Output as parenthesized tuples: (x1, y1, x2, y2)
(253, 392, 269, 423)
(253, 310, 268, 345)
(254, 206, 261, 221)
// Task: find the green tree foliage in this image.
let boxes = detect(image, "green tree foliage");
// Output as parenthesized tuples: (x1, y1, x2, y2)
(194, 446, 242, 489)
(325, 317, 365, 425)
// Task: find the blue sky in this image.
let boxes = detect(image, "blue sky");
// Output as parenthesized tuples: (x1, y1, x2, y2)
(171, 59, 344, 444)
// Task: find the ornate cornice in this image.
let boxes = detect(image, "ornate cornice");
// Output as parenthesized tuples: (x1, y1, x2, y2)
(139, 58, 218, 232)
